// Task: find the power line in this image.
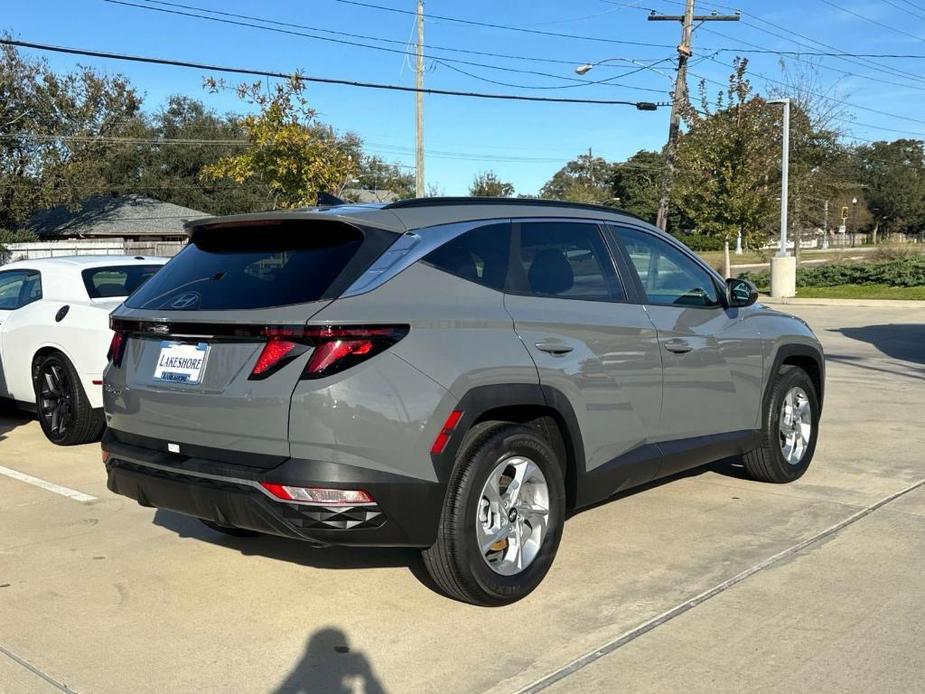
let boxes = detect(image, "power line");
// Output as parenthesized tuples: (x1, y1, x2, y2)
(104, 0, 635, 89)
(431, 57, 672, 93)
(127, 0, 656, 71)
(878, 0, 925, 22)
(329, 0, 676, 48)
(0, 39, 665, 108)
(691, 57, 925, 136)
(817, 0, 925, 44)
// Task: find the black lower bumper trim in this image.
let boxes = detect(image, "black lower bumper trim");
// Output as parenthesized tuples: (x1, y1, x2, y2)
(103, 429, 443, 547)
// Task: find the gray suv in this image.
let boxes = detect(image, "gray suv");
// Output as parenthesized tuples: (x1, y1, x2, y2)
(102, 198, 824, 606)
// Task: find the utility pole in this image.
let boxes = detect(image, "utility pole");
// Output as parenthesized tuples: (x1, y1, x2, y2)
(649, 2, 740, 231)
(415, 0, 425, 198)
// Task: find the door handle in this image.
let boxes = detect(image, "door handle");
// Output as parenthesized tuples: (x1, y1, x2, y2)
(664, 339, 693, 354)
(535, 341, 574, 356)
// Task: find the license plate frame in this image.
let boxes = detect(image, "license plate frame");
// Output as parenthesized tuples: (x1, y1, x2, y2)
(152, 341, 210, 385)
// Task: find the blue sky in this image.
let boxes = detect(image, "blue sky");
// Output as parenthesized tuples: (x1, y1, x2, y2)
(6, 0, 925, 195)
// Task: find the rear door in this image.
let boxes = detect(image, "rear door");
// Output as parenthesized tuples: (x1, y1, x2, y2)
(104, 219, 398, 461)
(503, 220, 663, 491)
(609, 225, 764, 444)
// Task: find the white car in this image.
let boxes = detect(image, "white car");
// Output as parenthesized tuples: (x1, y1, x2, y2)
(0, 255, 167, 445)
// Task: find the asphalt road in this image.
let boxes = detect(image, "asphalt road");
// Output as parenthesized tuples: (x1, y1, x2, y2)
(1, 304, 923, 694)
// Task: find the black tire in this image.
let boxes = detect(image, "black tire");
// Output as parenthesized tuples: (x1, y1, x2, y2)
(422, 422, 566, 606)
(33, 352, 105, 446)
(743, 365, 820, 483)
(199, 519, 263, 537)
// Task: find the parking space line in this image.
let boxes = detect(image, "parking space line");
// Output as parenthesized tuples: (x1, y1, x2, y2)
(0, 644, 77, 693)
(0, 465, 96, 503)
(518, 476, 925, 693)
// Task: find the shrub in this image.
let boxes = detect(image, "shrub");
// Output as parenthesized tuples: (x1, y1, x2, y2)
(872, 244, 918, 262)
(741, 257, 925, 290)
(672, 233, 724, 252)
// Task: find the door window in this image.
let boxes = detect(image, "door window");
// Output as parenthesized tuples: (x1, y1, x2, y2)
(0, 270, 41, 310)
(616, 227, 721, 307)
(515, 222, 624, 301)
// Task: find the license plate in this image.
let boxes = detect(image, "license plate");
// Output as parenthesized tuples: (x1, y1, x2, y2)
(153, 341, 209, 384)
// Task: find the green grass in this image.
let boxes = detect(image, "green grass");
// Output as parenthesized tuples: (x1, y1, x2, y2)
(790, 284, 925, 300)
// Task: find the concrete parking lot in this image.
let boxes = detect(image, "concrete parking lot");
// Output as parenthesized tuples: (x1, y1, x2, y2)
(1, 304, 923, 694)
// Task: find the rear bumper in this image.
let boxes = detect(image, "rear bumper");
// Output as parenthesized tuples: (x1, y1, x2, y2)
(102, 429, 444, 547)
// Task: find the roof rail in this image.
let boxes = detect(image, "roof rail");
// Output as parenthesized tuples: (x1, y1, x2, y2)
(383, 196, 648, 223)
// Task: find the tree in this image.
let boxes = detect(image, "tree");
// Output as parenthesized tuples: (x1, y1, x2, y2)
(350, 155, 415, 200)
(469, 170, 514, 197)
(0, 41, 144, 228)
(202, 75, 358, 208)
(0, 227, 37, 253)
(852, 139, 925, 236)
(674, 59, 779, 246)
(611, 150, 663, 222)
(539, 151, 615, 205)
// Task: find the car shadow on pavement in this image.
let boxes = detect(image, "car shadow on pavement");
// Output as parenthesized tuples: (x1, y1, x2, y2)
(834, 324, 925, 365)
(567, 457, 749, 520)
(0, 404, 34, 443)
(273, 627, 386, 694)
(153, 509, 442, 593)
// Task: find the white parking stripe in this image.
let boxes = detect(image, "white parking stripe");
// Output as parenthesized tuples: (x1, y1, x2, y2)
(0, 465, 96, 503)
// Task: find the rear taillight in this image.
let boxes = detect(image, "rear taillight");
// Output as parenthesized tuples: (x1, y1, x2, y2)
(107, 331, 126, 367)
(248, 324, 409, 380)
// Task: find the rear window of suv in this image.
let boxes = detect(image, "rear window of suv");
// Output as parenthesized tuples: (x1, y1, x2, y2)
(125, 220, 394, 311)
(82, 265, 163, 299)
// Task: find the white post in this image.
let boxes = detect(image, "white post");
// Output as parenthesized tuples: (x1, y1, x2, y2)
(769, 98, 795, 298)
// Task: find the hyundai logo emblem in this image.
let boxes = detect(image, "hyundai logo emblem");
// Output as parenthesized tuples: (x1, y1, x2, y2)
(169, 292, 200, 309)
(147, 323, 170, 335)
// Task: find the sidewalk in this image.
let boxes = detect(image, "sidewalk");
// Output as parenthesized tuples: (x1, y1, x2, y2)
(762, 296, 925, 308)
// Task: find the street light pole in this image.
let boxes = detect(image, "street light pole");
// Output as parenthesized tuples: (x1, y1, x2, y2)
(768, 98, 795, 298)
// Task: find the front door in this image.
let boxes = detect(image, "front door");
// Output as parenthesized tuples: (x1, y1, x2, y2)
(610, 226, 765, 455)
(503, 220, 663, 500)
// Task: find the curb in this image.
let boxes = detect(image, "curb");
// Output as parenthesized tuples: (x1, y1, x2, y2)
(761, 296, 925, 308)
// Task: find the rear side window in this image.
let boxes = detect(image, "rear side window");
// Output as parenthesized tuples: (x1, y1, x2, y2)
(126, 221, 394, 310)
(515, 222, 624, 301)
(82, 265, 163, 299)
(423, 223, 511, 291)
(0, 270, 41, 310)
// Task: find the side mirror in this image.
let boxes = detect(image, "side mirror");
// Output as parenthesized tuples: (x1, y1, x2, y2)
(726, 277, 758, 308)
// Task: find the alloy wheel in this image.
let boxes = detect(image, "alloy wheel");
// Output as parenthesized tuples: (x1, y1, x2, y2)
(38, 362, 73, 439)
(779, 386, 812, 465)
(476, 456, 550, 576)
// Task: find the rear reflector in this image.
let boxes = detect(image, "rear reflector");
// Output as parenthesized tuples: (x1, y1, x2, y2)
(260, 483, 375, 506)
(431, 410, 463, 454)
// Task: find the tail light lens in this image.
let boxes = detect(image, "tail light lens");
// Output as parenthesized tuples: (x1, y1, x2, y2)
(107, 331, 126, 367)
(248, 325, 409, 381)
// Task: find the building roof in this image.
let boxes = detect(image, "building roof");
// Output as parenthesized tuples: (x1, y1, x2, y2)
(24, 194, 211, 239)
(343, 188, 400, 204)
(1, 255, 169, 271)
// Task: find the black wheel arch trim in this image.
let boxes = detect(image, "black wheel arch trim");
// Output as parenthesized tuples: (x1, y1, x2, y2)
(765, 343, 825, 411)
(431, 383, 586, 509)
